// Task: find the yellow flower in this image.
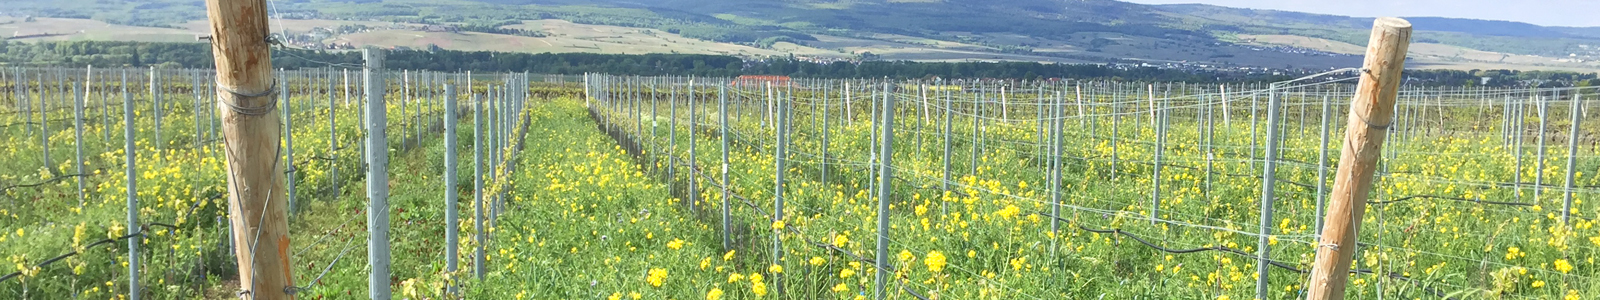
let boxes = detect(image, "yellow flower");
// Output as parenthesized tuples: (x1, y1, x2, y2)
(832, 283, 850, 293)
(608, 292, 621, 300)
(749, 272, 764, 283)
(724, 250, 736, 261)
(647, 268, 668, 287)
(728, 272, 744, 283)
(700, 257, 712, 270)
(810, 256, 827, 266)
(996, 204, 1020, 220)
(108, 224, 124, 240)
(630, 292, 641, 300)
(1566, 289, 1581, 300)
(752, 281, 769, 297)
(924, 251, 947, 273)
(667, 239, 685, 250)
(839, 268, 856, 279)
(72, 222, 87, 249)
(1532, 280, 1546, 288)
(769, 264, 784, 274)
(771, 220, 786, 231)
(833, 234, 850, 248)
(899, 250, 915, 262)
(401, 279, 420, 299)
(706, 288, 724, 300)
(1555, 259, 1573, 273)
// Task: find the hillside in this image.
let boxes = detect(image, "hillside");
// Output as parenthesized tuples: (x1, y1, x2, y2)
(1154, 4, 1600, 57)
(2, 0, 1598, 72)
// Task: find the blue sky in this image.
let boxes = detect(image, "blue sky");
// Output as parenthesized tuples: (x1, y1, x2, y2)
(1122, 0, 1600, 27)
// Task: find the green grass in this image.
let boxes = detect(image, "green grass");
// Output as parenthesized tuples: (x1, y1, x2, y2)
(573, 82, 1600, 299)
(7, 75, 1600, 300)
(0, 71, 460, 299)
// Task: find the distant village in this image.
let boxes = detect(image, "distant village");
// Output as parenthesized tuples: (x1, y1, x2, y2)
(4, 10, 1588, 80)
(268, 19, 465, 51)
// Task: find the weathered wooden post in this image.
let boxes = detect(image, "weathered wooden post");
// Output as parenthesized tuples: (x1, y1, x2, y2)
(201, 0, 296, 296)
(1306, 17, 1412, 300)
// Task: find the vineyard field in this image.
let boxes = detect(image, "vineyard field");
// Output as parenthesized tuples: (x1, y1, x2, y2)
(1, 68, 1598, 300)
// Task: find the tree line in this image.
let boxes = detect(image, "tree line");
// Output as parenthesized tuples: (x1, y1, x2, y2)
(0, 40, 1594, 86)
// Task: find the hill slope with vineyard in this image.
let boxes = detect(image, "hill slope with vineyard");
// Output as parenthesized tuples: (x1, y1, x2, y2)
(2, 0, 1599, 72)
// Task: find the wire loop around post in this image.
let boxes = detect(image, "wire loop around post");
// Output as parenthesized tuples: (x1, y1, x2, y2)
(216, 79, 280, 116)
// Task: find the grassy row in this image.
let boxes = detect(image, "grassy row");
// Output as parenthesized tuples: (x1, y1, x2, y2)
(0, 74, 487, 299)
(586, 84, 1599, 300)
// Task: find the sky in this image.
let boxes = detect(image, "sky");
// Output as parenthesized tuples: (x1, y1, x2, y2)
(1121, 0, 1600, 27)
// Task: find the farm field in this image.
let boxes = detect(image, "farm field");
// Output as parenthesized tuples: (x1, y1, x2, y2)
(337, 19, 809, 57)
(1238, 34, 1600, 73)
(1, 67, 1598, 300)
(8, 15, 1599, 72)
(0, 67, 556, 299)
(579, 75, 1600, 299)
(0, 17, 197, 43)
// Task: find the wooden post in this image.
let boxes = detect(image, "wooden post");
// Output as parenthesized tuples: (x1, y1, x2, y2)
(202, 0, 296, 298)
(1305, 17, 1411, 300)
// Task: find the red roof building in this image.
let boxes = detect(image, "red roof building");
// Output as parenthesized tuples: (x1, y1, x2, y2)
(732, 75, 792, 87)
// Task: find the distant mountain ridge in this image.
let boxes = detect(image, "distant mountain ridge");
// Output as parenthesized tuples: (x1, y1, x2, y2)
(1154, 4, 1595, 39)
(521, 0, 1600, 56)
(4, 0, 1599, 71)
